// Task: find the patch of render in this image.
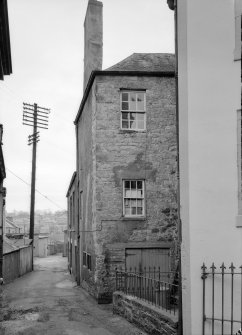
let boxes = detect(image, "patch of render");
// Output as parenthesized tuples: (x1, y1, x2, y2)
(112, 152, 157, 188)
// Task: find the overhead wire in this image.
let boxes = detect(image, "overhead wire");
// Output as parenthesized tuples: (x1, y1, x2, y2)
(0, 82, 75, 125)
(6, 168, 66, 211)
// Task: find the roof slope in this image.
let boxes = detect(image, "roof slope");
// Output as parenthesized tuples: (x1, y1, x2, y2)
(6, 218, 20, 229)
(3, 236, 18, 253)
(74, 53, 175, 125)
(105, 53, 175, 72)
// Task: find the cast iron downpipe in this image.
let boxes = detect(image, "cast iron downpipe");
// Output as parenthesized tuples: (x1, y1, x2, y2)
(166, 1, 183, 334)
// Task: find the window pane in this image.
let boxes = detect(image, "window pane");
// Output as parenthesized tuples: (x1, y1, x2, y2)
(131, 199, 136, 206)
(122, 93, 129, 101)
(125, 181, 130, 188)
(122, 102, 129, 110)
(137, 190, 143, 197)
(137, 199, 142, 207)
(131, 190, 137, 198)
(137, 181, 142, 189)
(129, 101, 136, 110)
(131, 207, 137, 215)
(136, 113, 144, 121)
(137, 121, 145, 130)
(125, 189, 132, 197)
(130, 120, 136, 129)
(137, 92, 144, 102)
(130, 113, 136, 120)
(122, 121, 129, 129)
(137, 207, 143, 215)
(125, 207, 131, 215)
(130, 93, 136, 102)
(137, 93, 145, 110)
(137, 102, 144, 111)
(124, 199, 130, 207)
(131, 181, 136, 189)
(122, 112, 128, 120)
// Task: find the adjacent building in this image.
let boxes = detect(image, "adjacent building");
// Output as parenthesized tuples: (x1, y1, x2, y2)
(67, 0, 178, 302)
(0, 0, 12, 80)
(66, 172, 79, 283)
(168, 0, 242, 334)
(5, 217, 21, 235)
(33, 234, 48, 258)
(0, 0, 12, 281)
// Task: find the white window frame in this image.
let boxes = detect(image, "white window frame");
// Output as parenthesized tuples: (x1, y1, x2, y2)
(123, 180, 145, 217)
(120, 91, 146, 131)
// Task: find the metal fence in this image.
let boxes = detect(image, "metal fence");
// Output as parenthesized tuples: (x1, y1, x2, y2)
(202, 262, 242, 335)
(115, 268, 178, 315)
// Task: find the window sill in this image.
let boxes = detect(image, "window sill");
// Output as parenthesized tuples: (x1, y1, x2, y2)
(121, 216, 146, 221)
(119, 129, 146, 134)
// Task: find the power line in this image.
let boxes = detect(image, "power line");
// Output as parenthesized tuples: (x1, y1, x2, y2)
(0, 83, 72, 124)
(6, 168, 65, 211)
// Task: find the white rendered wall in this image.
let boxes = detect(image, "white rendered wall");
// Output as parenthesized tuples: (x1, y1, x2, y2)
(178, 1, 242, 334)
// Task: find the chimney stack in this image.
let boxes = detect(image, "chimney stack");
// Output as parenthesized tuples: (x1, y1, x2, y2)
(83, 0, 103, 91)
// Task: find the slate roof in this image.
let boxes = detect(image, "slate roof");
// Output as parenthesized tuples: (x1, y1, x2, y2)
(3, 237, 18, 253)
(105, 53, 175, 72)
(6, 217, 20, 230)
(13, 238, 32, 248)
(74, 53, 175, 125)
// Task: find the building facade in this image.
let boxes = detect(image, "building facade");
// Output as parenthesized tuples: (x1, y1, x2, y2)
(0, 0, 12, 281)
(168, 0, 242, 334)
(66, 172, 80, 284)
(67, 0, 178, 302)
(0, 0, 12, 80)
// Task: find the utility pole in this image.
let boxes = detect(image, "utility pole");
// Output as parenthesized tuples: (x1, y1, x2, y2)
(23, 103, 50, 261)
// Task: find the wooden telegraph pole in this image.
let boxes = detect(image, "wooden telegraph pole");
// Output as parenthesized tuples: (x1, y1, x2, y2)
(29, 103, 38, 241)
(23, 103, 50, 268)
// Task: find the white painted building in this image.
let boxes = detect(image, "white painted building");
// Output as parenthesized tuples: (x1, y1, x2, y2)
(174, 0, 242, 334)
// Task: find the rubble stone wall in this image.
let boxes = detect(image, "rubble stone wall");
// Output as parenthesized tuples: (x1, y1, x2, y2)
(77, 74, 177, 302)
(113, 291, 178, 335)
(94, 75, 177, 300)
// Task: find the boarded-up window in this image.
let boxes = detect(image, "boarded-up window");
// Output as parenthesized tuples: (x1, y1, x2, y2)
(125, 248, 172, 283)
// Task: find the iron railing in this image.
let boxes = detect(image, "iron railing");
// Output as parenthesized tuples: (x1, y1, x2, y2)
(202, 262, 242, 335)
(115, 268, 178, 315)
(125, 265, 177, 283)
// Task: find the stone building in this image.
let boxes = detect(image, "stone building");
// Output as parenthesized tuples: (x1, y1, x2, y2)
(67, 0, 177, 302)
(66, 172, 79, 284)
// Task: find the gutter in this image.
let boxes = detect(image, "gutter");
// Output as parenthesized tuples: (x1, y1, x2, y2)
(74, 69, 175, 125)
(166, 1, 183, 334)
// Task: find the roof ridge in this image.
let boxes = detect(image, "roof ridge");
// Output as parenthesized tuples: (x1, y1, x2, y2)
(105, 52, 175, 72)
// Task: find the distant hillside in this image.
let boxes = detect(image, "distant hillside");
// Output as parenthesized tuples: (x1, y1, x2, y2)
(6, 210, 67, 242)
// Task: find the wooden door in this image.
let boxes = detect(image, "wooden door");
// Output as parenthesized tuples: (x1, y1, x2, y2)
(125, 248, 171, 282)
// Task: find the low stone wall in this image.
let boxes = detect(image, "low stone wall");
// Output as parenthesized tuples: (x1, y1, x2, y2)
(113, 291, 178, 335)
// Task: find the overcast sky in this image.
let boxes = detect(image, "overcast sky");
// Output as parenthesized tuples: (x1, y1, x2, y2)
(0, 0, 174, 213)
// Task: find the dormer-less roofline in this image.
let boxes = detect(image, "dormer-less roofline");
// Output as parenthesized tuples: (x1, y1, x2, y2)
(74, 69, 175, 125)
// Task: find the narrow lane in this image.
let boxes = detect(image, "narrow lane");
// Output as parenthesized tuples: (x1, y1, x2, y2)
(0, 255, 145, 335)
